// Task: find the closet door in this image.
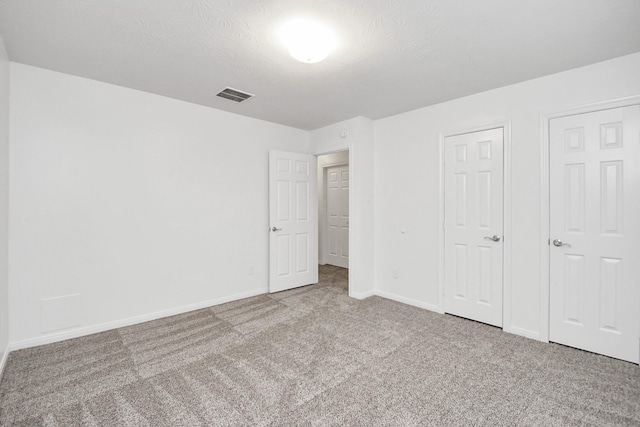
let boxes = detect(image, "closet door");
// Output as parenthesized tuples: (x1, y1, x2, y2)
(326, 165, 349, 268)
(549, 105, 640, 363)
(444, 128, 504, 327)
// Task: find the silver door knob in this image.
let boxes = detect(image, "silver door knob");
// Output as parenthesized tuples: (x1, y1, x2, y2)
(484, 235, 501, 242)
(552, 239, 571, 247)
(271, 226, 282, 232)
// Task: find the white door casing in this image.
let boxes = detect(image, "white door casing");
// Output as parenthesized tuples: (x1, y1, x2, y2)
(444, 128, 504, 327)
(269, 151, 318, 293)
(549, 105, 640, 363)
(326, 165, 349, 268)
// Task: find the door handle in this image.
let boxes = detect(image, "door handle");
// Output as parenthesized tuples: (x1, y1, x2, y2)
(271, 226, 282, 232)
(552, 239, 571, 247)
(484, 235, 501, 242)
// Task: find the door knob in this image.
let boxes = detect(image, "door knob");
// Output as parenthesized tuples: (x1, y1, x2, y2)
(484, 235, 501, 242)
(271, 226, 282, 232)
(552, 239, 571, 247)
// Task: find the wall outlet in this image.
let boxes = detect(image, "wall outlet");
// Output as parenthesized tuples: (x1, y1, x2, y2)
(392, 268, 400, 279)
(248, 265, 255, 276)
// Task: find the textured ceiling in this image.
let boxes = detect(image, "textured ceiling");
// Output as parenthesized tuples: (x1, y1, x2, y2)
(1, 0, 639, 130)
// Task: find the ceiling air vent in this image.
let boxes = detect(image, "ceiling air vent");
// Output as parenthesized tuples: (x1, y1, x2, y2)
(216, 87, 254, 103)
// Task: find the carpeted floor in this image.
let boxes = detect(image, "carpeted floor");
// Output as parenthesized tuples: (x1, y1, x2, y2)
(1, 265, 639, 426)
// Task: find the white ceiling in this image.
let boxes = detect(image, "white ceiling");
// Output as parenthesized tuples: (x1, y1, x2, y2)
(1, 0, 639, 130)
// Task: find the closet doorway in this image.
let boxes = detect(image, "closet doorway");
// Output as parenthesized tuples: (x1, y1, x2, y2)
(318, 152, 349, 269)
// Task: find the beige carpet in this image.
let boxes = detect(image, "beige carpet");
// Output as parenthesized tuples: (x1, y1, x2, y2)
(1, 265, 638, 426)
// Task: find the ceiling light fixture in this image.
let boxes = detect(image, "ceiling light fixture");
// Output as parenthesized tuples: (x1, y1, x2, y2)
(279, 18, 337, 64)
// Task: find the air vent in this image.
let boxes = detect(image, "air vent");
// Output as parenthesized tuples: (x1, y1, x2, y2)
(216, 87, 254, 103)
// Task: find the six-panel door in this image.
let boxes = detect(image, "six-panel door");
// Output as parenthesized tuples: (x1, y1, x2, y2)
(549, 105, 640, 363)
(269, 151, 318, 293)
(444, 128, 504, 327)
(326, 165, 349, 268)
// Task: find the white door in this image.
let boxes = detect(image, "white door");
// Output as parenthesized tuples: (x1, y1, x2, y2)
(549, 105, 640, 363)
(444, 128, 504, 327)
(269, 151, 318, 293)
(326, 165, 349, 268)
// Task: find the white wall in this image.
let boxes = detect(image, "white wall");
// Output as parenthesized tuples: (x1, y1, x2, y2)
(374, 52, 640, 340)
(0, 35, 10, 374)
(8, 51, 640, 350)
(317, 151, 349, 265)
(310, 117, 375, 298)
(9, 63, 309, 347)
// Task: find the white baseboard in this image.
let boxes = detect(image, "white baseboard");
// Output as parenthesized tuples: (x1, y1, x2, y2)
(349, 290, 375, 300)
(371, 292, 545, 342)
(373, 290, 443, 314)
(0, 347, 8, 382)
(10, 287, 268, 351)
(507, 325, 543, 341)
(8, 284, 544, 351)
(372, 293, 546, 342)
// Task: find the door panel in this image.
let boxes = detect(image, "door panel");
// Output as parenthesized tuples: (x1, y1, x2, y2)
(549, 105, 640, 363)
(269, 151, 318, 293)
(326, 165, 349, 268)
(444, 128, 504, 327)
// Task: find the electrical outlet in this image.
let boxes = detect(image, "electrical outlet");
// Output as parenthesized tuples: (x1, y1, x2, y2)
(248, 265, 255, 276)
(392, 269, 399, 279)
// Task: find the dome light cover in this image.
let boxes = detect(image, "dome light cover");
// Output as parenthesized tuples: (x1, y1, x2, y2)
(279, 18, 337, 63)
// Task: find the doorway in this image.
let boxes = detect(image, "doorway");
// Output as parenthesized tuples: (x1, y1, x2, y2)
(317, 151, 349, 267)
(267, 150, 351, 294)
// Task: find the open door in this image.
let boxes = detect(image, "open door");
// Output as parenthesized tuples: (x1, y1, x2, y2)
(269, 151, 318, 293)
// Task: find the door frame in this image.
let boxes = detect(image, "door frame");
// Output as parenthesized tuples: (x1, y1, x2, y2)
(438, 120, 513, 330)
(314, 149, 351, 296)
(539, 95, 640, 343)
(318, 155, 349, 266)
